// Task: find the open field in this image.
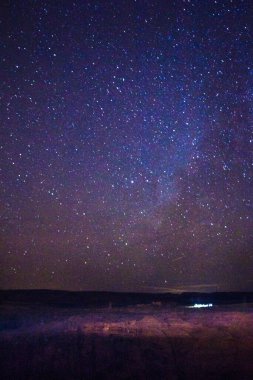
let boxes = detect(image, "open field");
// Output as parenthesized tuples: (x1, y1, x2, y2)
(1, 292, 253, 379)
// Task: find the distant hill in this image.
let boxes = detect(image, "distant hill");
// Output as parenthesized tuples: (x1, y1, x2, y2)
(1, 289, 253, 308)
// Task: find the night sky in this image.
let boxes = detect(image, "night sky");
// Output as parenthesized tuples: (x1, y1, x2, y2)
(1, 0, 253, 292)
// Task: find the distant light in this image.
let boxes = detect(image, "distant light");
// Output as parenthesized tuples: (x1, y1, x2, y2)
(189, 303, 213, 308)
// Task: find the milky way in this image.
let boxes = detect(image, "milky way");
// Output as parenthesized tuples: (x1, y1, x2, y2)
(1, 0, 253, 292)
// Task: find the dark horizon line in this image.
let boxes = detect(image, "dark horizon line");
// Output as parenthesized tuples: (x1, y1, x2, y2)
(1, 288, 253, 295)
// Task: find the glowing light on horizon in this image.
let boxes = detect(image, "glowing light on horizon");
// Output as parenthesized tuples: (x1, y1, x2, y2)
(188, 303, 213, 308)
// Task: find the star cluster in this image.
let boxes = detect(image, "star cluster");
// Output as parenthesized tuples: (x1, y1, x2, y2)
(0, 0, 252, 291)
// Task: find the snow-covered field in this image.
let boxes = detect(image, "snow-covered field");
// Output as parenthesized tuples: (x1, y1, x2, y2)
(1, 304, 253, 379)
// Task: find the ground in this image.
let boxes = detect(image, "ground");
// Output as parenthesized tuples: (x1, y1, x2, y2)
(1, 303, 253, 379)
